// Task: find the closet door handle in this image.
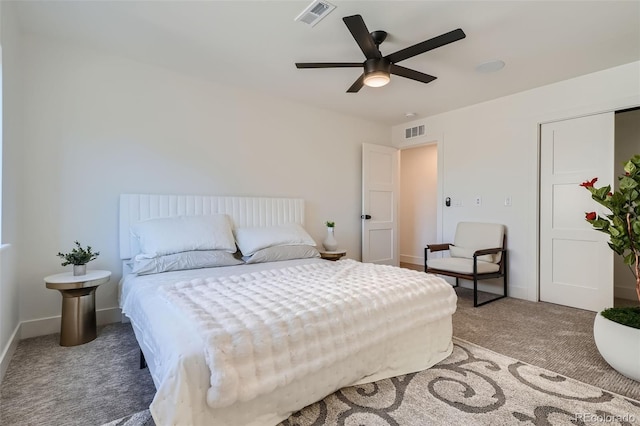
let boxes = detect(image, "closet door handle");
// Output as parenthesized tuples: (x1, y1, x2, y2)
(361, 214, 371, 220)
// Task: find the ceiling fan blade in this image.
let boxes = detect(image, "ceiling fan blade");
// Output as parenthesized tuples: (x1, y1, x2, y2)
(296, 62, 363, 69)
(386, 28, 466, 64)
(343, 15, 382, 59)
(390, 64, 437, 84)
(347, 74, 365, 93)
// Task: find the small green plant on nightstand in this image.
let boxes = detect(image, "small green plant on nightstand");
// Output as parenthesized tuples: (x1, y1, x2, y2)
(325, 221, 335, 228)
(57, 241, 100, 266)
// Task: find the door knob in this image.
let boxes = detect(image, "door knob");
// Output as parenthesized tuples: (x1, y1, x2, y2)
(361, 214, 372, 220)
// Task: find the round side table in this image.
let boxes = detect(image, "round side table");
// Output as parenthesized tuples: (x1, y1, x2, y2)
(44, 270, 111, 346)
(319, 250, 347, 261)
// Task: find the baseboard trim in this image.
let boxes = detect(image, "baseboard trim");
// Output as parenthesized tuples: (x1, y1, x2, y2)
(20, 307, 122, 340)
(399, 254, 423, 265)
(0, 323, 20, 383)
(615, 285, 638, 301)
(455, 279, 528, 301)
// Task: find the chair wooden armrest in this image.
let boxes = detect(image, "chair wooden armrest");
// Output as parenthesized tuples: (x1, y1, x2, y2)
(426, 243, 451, 252)
(473, 247, 504, 257)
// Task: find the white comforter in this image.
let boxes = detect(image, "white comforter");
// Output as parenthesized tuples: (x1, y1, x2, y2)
(160, 259, 457, 410)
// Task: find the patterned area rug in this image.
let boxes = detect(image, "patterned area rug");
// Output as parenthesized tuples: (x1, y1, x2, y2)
(103, 338, 640, 426)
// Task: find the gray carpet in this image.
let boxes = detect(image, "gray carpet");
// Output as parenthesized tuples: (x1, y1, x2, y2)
(453, 287, 640, 401)
(1, 287, 639, 425)
(0, 322, 155, 426)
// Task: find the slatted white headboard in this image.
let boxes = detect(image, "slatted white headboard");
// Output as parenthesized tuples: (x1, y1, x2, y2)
(119, 194, 305, 260)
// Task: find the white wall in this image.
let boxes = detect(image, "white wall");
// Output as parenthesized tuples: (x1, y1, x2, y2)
(399, 144, 437, 266)
(8, 31, 640, 342)
(14, 35, 390, 335)
(393, 61, 640, 301)
(0, 1, 21, 379)
(614, 109, 640, 301)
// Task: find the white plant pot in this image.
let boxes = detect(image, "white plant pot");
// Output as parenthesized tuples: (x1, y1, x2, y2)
(323, 227, 338, 251)
(73, 264, 87, 276)
(593, 312, 640, 381)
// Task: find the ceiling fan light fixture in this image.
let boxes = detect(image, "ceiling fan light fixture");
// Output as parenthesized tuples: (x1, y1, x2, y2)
(364, 71, 390, 87)
(295, 15, 466, 93)
(363, 58, 391, 88)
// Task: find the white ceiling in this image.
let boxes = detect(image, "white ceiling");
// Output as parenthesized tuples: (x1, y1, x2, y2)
(12, 0, 640, 126)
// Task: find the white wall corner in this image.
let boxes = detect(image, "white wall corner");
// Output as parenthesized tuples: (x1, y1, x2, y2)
(0, 323, 20, 384)
(615, 285, 638, 302)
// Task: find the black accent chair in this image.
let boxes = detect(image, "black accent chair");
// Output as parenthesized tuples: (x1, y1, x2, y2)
(424, 222, 507, 307)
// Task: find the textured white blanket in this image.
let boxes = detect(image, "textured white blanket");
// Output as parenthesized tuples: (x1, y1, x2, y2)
(160, 259, 457, 409)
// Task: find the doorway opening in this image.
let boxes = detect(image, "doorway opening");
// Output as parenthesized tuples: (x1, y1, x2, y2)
(613, 107, 640, 307)
(399, 144, 437, 272)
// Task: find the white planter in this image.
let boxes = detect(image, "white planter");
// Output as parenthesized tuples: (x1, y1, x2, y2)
(593, 312, 640, 381)
(73, 264, 87, 276)
(323, 227, 338, 251)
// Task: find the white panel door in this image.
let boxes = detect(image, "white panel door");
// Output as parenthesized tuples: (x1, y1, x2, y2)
(540, 112, 614, 312)
(362, 143, 399, 265)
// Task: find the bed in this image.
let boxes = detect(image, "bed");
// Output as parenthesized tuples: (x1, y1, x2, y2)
(118, 194, 457, 426)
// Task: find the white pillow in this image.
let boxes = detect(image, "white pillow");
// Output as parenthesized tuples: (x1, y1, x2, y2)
(132, 250, 243, 275)
(244, 245, 320, 264)
(132, 214, 236, 257)
(234, 223, 316, 256)
(449, 245, 494, 263)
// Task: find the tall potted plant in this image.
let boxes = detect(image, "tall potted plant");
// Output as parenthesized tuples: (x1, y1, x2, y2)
(581, 154, 640, 381)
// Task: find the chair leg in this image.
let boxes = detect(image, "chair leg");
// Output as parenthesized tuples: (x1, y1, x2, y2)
(473, 250, 508, 307)
(474, 277, 508, 307)
(503, 251, 508, 298)
(424, 247, 428, 272)
(473, 276, 478, 307)
(454, 277, 459, 287)
(140, 349, 147, 369)
(504, 274, 508, 298)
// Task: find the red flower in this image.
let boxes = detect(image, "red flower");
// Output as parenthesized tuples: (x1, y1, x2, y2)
(585, 212, 597, 221)
(608, 192, 613, 197)
(580, 178, 598, 188)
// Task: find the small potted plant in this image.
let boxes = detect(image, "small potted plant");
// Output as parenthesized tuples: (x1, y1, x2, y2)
(323, 221, 338, 251)
(581, 154, 640, 381)
(57, 241, 100, 276)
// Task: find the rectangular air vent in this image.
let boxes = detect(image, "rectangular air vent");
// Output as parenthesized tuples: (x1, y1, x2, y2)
(405, 125, 425, 139)
(294, 0, 336, 27)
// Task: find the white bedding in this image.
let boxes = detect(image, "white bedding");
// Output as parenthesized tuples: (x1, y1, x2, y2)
(160, 259, 456, 409)
(120, 258, 457, 426)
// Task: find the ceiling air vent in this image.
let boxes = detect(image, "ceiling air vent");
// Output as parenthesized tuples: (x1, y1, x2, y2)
(405, 125, 426, 139)
(294, 0, 336, 27)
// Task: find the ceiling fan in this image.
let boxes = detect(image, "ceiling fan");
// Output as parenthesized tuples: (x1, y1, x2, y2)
(295, 14, 466, 93)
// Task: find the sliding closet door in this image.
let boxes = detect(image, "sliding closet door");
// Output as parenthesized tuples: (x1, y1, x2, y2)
(539, 112, 614, 312)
